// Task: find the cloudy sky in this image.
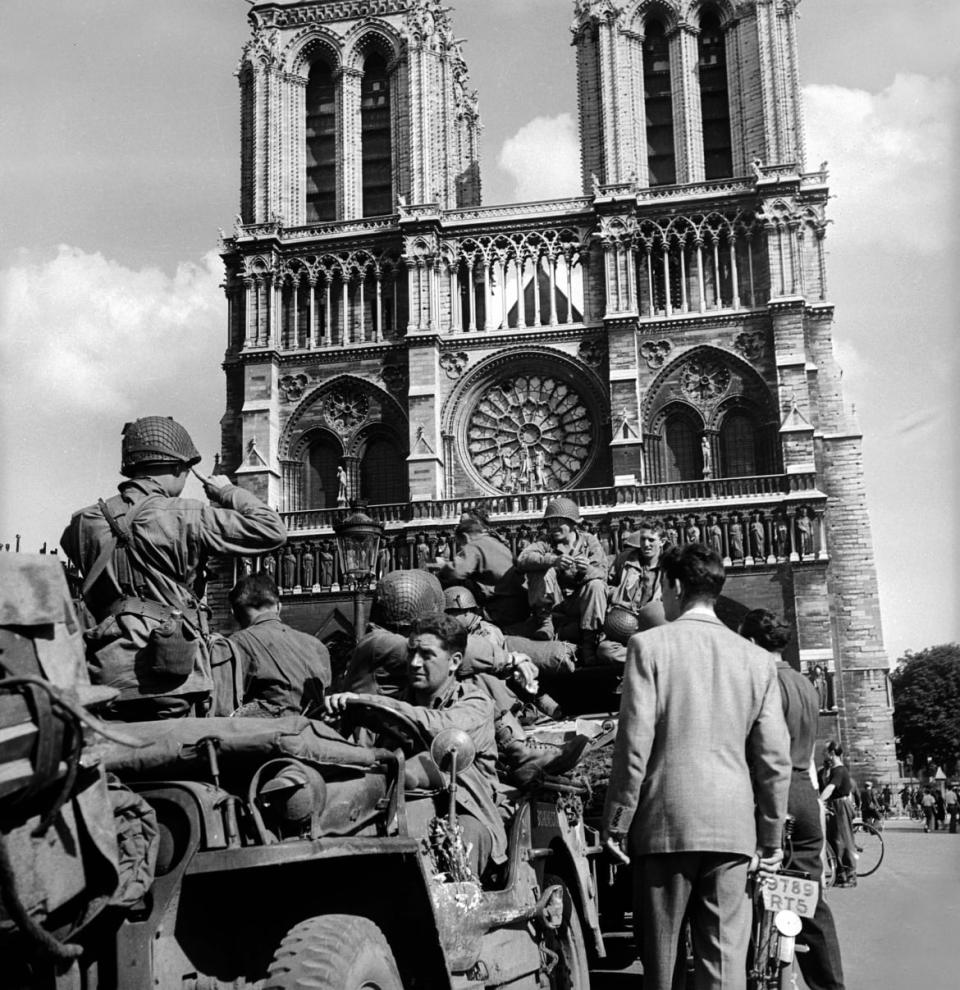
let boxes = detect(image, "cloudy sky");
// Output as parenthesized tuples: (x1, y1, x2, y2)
(1, 0, 957, 662)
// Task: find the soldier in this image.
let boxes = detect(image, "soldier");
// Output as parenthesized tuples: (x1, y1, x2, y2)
(228, 572, 331, 717)
(61, 416, 286, 719)
(341, 568, 445, 698)
(437, 508, 528, 628)
(597, 520, 668, 664)
(516, 498, 607, 663)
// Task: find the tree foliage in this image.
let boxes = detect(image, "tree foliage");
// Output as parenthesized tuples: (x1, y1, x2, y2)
(890, 644, 960, 775)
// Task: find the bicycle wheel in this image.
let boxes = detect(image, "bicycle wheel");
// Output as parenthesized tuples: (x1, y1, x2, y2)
(853, 821, 884, 876)
(823, 847, 837, 887)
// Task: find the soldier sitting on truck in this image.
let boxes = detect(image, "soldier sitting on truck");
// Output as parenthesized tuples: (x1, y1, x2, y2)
(61, 416, 286, 721)
(227, 572, 332, 718)
(326, 612, 507, 878)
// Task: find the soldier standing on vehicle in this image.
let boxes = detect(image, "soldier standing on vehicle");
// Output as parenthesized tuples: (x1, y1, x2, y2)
(602, 543, 790, 990)
(61, 416, 286, 720)
(740, 609, 846, 990)
(228, 572, 331, 717)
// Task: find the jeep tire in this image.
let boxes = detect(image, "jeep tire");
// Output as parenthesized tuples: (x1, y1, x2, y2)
(544, 875, 590, 990)
(264, 914, 403, 990)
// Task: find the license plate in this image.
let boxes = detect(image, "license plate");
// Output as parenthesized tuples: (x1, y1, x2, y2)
(759, 874, 819, 918)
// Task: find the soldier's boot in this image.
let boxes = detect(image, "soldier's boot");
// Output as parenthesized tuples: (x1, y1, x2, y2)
(531, 609, 556, 642)
(495, 716, 589, 786)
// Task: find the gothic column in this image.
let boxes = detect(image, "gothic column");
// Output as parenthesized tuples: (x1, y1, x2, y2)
(548, 254, 558, 326)
(467, 260, 477, 331)
(337, 67, 363, 219)
(695, 239, 706, 313)
(516, 256, 527, 328)
(375, 270, 384, 342)
(244, 277, 255, 347)
(323, 274, 332, 346)
(669, 23, 705, 184)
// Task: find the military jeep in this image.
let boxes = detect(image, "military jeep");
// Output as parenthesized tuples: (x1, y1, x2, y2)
(6, 693, 604, 990)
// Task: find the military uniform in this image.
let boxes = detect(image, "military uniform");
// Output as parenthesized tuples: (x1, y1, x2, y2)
(62, 429, 285, 714)
(229, 614, 331, 717)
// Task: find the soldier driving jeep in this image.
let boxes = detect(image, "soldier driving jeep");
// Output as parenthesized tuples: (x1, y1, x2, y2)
(326, 612, 507, 878)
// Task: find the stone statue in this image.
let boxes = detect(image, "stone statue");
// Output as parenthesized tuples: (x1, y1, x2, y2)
(774, 516, 789, 558)
(728, 518, 744, 559)
(262, 553, 276, 578)
(337, 465, 348, 505)
(701, 436, 712, 479)
(282, 547, 297, 589)
(685, 518, 701, 545)
(534, 447, 546, 489)
(301, 543, 315, 589)
(664, 522, 679, 548)
(377, 542, 391, 579)
(319, 542, 334, 588)
(797, 511, 813, 556)
(706, 516, 723, 555)
(416, 537, 431, 569)
(750, 516, 765, 559)
(810, 665, 829, 712)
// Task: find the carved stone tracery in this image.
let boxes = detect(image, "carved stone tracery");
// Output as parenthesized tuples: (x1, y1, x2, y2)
(322, 388, 370, 434)
(466, 375, 594, 493)
(680, 357, 732, 402)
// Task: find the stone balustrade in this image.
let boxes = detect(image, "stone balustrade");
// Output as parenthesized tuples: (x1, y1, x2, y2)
(239, 481, 828, 594)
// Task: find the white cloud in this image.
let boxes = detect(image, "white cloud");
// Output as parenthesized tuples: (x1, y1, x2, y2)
(497, 113, 581, 203)
(803, 73, 956, 253)
(0, 246, 224, 549)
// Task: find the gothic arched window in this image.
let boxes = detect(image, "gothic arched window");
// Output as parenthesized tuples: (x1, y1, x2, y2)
(663, 410, 703, 481)
(720, 410, 758, 477)
(305, 435, 341, 508)
(306, 60, 337, 222)
(360, 435, 406, 505)
(698, 11, 733, 179)
(643, 19, 676, 186)
(361, 53, 393, 217)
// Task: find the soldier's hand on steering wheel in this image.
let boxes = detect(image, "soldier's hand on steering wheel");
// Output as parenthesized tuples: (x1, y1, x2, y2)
(324, 692, 359, 715)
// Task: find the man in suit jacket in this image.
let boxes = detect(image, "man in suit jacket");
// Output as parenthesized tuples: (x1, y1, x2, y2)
(602, 543, 791, 990)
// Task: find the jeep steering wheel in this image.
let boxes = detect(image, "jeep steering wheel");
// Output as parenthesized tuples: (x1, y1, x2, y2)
(341, 697, 432, 757)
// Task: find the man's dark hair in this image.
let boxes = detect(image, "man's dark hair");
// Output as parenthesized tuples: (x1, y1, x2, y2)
(740, 608, 792, 653)
(229, 572, 280, 619)
(636, 519, 663, 534)
(408, 612, 468, 655)
(660, 543, 725, 600)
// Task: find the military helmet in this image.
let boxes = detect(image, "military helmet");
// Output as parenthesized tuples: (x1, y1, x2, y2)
(121, 417, 201, 477)
(373, 569, 445, 630)
(543, 497, 580, 526)
(443, 585, 479, 611)
(604, 604, 639, 645)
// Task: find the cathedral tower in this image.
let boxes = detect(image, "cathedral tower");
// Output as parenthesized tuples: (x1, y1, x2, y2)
(219, 0, 897, 781)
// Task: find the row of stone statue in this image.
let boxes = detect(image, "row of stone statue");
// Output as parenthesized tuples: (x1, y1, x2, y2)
(237, 506, 822, 593)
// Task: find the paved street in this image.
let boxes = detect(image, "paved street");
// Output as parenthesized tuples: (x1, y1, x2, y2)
(589, 819, 960, 989)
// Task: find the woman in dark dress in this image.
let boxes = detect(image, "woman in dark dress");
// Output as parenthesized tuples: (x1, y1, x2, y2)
(820, 741, 858, 886)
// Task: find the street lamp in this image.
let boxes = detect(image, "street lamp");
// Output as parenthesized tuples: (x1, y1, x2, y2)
(333, 504, 384, 641)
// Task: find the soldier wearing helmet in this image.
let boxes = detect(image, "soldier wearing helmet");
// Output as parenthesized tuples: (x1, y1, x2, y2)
(61, 416, 286, 719)
(341, 569, 445, 698)
(516, 497, 608, 664)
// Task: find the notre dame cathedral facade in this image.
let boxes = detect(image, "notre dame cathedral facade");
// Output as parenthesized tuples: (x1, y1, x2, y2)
(217, 0, 897, 780)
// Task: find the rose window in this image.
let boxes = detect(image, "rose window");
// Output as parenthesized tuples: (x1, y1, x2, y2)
(680, 358, 731, 402)
(466, 375, 594, 492)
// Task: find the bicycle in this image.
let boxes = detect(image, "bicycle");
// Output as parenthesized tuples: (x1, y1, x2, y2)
(851, 816, 884, 876)
(822, 812, 884, 885)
